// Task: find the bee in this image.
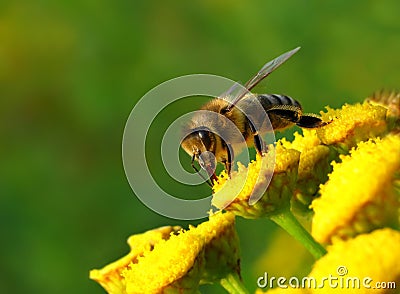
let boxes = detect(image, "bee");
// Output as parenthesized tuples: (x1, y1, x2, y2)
(181, 47, 330, 185)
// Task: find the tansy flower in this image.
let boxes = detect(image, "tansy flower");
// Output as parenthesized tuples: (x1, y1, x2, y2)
(212, 144, 326, 259)
(311, 135, 400, 245)
(309, 228, 400, 294)
(212, 144, 300, 219)
(316, 102, 388, 153)
(89, 226, 181, 294)
(280, 130, 338, 215)
(123, 227, 204, 293)
(196, 212, 241, 284)
(90, 212, 242, 294)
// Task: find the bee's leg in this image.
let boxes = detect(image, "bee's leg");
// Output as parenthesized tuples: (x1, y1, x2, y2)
(226, 143, 233, 175)
(296, 114, 330, 128)
(222, 143, 234, 177)
(248, 120, 264, 155)
(267, 105, 302, 124)
(267, 106, 330, 129)
(191, 155, 213, 187)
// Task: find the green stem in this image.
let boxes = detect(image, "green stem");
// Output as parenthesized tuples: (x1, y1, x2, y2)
(220, 272, 249, 294)
(269, 208, 327, 259)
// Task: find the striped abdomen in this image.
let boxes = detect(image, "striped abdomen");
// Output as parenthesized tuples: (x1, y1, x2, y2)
(257, 94, 301, 110)
(257, 94, 303, 130)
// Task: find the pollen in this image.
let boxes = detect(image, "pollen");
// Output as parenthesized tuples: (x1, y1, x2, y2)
(311, 134, 400, 244)
(212, 144, 300, 218)
(90, 212, 239, 294)
(123, 228, 204, 294)
(280, 130, 338, 213)
(309, 228, 400, 294)
(316, 102, 388, 153)
(89, 226, 181, 294)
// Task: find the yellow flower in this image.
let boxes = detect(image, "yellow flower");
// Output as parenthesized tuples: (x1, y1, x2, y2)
(89, 226, 181, 294)
(212, 144, 300, 219)
(196, 211, 241, 283)
(280, 130, 321, 152)
(280, 130, 338, 215)
(316, 102, 388, 153)
(311, 135, 400, 244)
(309, 228, 400, 294)
(123, 227, 204, 294)
(212, 142, 327, 260)
(90, 212, 240, 294)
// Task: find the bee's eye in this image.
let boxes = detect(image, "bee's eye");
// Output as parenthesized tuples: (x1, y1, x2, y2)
(197, 130, 214, 151)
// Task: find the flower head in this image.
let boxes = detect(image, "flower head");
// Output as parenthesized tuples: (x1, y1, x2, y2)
(280, 130, 338, 214)
(123, 228, 204, 293)
(89, 226, 181, 294)
(316, 102, 388, 153)
(311, 135, 400, 244)
(196, 211, 241, 283)
(309, 228, 400, 294)
(90, 212, 239, 294)
(212, 144, 300, 219)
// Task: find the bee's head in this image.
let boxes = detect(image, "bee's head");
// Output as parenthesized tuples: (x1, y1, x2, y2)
(181, 128, 217, 176)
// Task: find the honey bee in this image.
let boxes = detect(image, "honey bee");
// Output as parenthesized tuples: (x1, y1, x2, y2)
(181, 47, 330, 185)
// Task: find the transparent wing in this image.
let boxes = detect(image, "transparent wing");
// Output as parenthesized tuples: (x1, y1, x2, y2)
(219, 81, 242, 101)
(226, 46, 300, 111)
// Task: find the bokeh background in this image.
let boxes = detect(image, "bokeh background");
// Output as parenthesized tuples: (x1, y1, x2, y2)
(1, 0, 399, 293)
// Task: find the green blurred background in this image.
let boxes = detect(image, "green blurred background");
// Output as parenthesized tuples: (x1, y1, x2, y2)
(1, 0, 399, 293)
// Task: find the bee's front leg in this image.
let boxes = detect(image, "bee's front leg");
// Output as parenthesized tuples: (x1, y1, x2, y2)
(248, 119, 264, 155)
(222, 143, 234, 177)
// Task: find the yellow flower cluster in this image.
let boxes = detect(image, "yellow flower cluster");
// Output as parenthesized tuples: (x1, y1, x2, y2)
(211, 102, 393, 220)
(89, 226, 181, 294)
(311, 135, 400, 244)
(90, 212, 240, 294)
(210, 96, 399, 290)
(91, 93, 400, 294)
(259, 228, 400, 293)
(280, 130, 337, 215)
(123, 229, 204, 293)
(309, 228, 400, 294)
(212, 98, 399, 231)
(316, 102, 388, 153)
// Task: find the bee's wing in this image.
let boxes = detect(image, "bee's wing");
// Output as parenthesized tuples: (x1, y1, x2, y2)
(225, 47, 300, 110)
(219, 81, 242, 102)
